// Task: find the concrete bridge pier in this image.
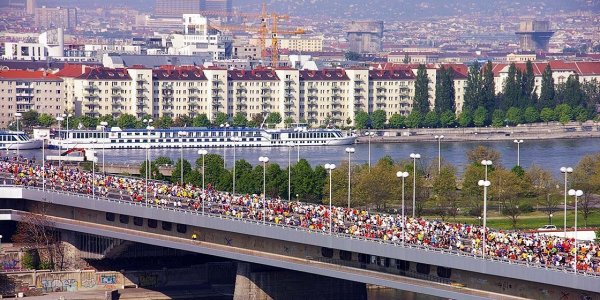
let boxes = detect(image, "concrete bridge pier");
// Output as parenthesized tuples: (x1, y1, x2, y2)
(233, 262, 367, 300)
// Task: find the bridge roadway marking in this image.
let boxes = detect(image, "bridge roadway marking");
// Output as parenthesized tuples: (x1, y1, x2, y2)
(3, 184, 600, 294)
(4, 210, 527, 300)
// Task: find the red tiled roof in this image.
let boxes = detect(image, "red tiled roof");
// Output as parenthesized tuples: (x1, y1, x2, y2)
(227, 69, 279, 81)
(152, 68, 207, 81)
(54, 64, 87, 78)
(299, 69, 350, 81)
(77, 67, 131, 80)
(368, 69, 415, 80)
(492, 61, 600, 77)
(0, 70, 61, 80)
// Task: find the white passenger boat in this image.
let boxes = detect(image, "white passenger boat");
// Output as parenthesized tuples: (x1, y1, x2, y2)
(0, 131, 43, 150)
(47, 126, 356, 150)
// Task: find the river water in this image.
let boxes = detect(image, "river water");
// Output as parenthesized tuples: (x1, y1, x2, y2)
(16, 137, 600, 177)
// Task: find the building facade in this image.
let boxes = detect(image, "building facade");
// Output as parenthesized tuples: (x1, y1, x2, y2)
(34, 6, 77, 30)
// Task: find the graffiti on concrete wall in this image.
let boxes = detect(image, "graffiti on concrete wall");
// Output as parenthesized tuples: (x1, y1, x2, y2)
(40, 279, 77, 293)
(138, 274, 158, 287)
(99, 274, 117, 284)
(1, 253, 22, 270)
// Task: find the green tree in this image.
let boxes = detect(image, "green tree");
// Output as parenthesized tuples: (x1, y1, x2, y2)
(140, 160, 162, 181)
(505, 107, 522, 125)
(213, 112, 228, 126)
(80, 116, 98, 128)
(21, 110, 40, 128)
(538, 64, 555, 109)
(171, 159, 192, 184)
(491, 168, 530, 229)
(432, 165, 458, 220)
(117, 114, 138, 129)
(439, 110, 456, 127)
(554, 103, 572, 124)
(413, 64, 430, 114)
(457, 109, 472, 127)
(502, 63, 520, 110)
(482, 61, 496, 112)
(540, 107, 555, 124)
(284, 117, 294, 128)
(491, 109, 505, 127)
(434, 66, 455, 113)
(405, 110, 423, 128)
(571, 154, 600, 226)
(523, 107, 539, 123)
(156, 115, 173, 128)
(463, 61, 482, 112)
(38, 113, 56, 127)
(249, 114, 264, 127)
(266, 163, 287, 198)
(292, 159, 322, 203)
(563, 74, 585, 108)
(371, 110, 387, 129)
(344, 51, 361, 61)
(193, 113, 211, 127)
(473, 106, 487, 127)
(519, 60, 537, 108)
(424, 111, 439, 128)
(388, 113, 405, 128)
(233, 112, 248, 127)
(354, 111, 370, 129)
(352, 157, 398, 210)
(265, 112, 282, 127)
(235, 159, 260, 195)
(573, 105, 589, 123)
(466, 145, 501, 165)
(98, 115, 116, 127)
(173, 115, 192, 127)
(461, 164, 485, 217)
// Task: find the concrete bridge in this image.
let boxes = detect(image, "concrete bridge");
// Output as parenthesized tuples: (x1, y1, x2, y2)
(1, 186, 599, 300)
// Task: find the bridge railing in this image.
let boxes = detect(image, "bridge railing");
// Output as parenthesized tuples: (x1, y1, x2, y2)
(3, 184, 599, 278)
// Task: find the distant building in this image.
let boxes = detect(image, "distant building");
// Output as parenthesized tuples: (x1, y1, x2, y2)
(154, 0, 200, 17)
(35, 6, 77, 30)
(346, 21, 383, 54)
(506, 53, 537, 62)
(167, 14, 232, 60)
(388, 52, 439, 64)
(515, 20, 554, 52)
(3, 28, 64, 61)
(201, 0, 233, 22)
(0, 70, 63, 127)
(26, 0, 35, 14)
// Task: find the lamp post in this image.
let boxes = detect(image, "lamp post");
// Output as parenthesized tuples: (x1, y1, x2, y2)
(91, 156, 97, 199)
(220, 123, 229, 168)
(294, 127, 302, 162)
(14, 112, 22, 158)
(55, 116, 64, 166)
(198, 149, 208, 213)
(99, 121, 108, 173)
(231, 136, 240, 195)
(178, 131, 188, 185)
(325, 163, 336, 234)
(366, 132, 375, 171)
(345, 147, 355, 208)
(409, 153, 421, 219)
(560, 167, 573, 238)
(478, 179, 491, 259)
(143, 144, 150, 205)
(64, 113, 72, 139)
(481, 160, 492, 181)
(40, 133, 47, 191)
(513, 139, 523, 167)
(259, 156, 269, 224)
(0, 235, 3, 252)
(568, 189, 583, 264)
(549, 213, 553, 225)
(435, 135, 444, 174)
(287, 142, 295, 201)
(396, 171, 409, 245)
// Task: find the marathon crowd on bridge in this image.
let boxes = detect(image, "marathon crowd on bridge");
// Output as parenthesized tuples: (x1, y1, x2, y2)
(1, 154, 599, 274)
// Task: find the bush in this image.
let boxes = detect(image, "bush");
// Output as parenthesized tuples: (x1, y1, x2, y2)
(21, 250, 40, 270)
(519, 203, 535, 213)
(38, 261, 54, 270)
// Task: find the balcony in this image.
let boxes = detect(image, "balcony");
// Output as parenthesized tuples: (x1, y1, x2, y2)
(111, 86, 122, 91)
(136, 78, 147, 83)
(188, 86, 198, 93)
(284, 78, 295, 84)
(307, 86, 317, 93)
(84, 85, 98, 92)
(376, 86, 387, 93)
(332, 86, 342, 93)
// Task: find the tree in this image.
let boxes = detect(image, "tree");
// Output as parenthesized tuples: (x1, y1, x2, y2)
(439, 110, 456, 128)
(523, 107, 539, 123)
(405, 110, 423, 128)
(352, 157, 398, 210)
(563, 74, 585, 108)
(434, 67, 455, 113)
(491, 109, 505, 127)
(292, 159, 322, 203)
(140, 160, 161, 181)
(354, 111, 370, 129)
(284, 117, 294, 128)
(196, 154, 225, 189)
(156, 115, 173, 128)
(424, 111, 439, 128)
(193, 113, 211, 127)
(265, 163, 286, 198)
(171, 158, 192, 184)
(213, 112, 228, 126)
(461, 164, 485, 218)
(491, 168, 529, 229)
(38, 114, 56, 127)
(21, 110, 40, 128)
(519, 60, 537, 108)
(539, 64, 555, 109)
(265, 112, 282, 127)
(540, 107, 555, 124)
(173, 115, 192, 127)
(432, 165, 459, 220)
(463, 61, 482, 112)
(233, 112, 248, 127)
(457, 109, 472, 127)
(235, 159, 260, 195)
(481, 61, 496, 112)
(402, 53, 410, 64)
(502, 63, 520, 110)
(505, 107, 522, 126)
(554, 103, 572, 124)
(571, 154, 600, 226)
(473, 106, 487, 127)
(249, 114, 264, 127)
(98, 115, 116, 127)
(466, 146, 501, 165)
(117, 114, 138, 129)
(413, 64, 430, 114)
(371, 110, 386, 129)
(344, 51, 361, 61)
(388, 113, 405, 128)
(528, 165, 560, 224)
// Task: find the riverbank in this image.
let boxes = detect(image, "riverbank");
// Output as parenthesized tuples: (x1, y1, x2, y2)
(355, 121, 600, 143)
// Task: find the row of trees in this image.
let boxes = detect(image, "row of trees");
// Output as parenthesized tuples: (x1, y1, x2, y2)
(15, 110, 288, 131)
(139, 147, 599, 229)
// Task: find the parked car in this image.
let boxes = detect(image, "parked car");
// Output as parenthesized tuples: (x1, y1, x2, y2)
(538, 225, 557, 231)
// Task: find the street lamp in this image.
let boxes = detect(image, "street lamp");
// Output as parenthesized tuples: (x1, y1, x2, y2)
(366, 132, 375, 171)
(39, 133, 47, 191)
(143, 118, 154, 180)
(220, 123, 230, 168)
(549, 213, 553, 225)
(231, 136, 240, 195)
(14, 112, 22, 158)
(287, 142, 295, 201)
(560, 167, 573, 238)
(0, 235, 3, 252)
(325, 163, 336, 234)
(568, 189, 583, 264)
(478, 179, 491, 259)
(481, 160, 492, 181)
(143, 144, 150, 205)
(409, 153, 421, 219)
(435, 135, 444, 175)
(396, 171, 409, 245)
(345, 147, 355, 208)
(259, 156, 269, 224)
(100, 121, 108, 173)
(55, 116, 64, 166)
(178, 131, 188, 185)
(513, 139, 524, 167)
(294, 127, 303, 162)
(198, 149, 208, 213)
(63, 113, 72, 140)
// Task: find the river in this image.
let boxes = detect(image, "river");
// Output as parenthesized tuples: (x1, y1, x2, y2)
(15, 137, 600, 176)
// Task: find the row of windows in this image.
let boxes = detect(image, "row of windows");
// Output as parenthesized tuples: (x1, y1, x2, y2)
(105, 212, 187, 234)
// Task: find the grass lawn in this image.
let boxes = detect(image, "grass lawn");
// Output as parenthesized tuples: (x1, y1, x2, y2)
(423, 211, 600, 231)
